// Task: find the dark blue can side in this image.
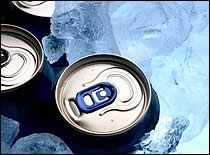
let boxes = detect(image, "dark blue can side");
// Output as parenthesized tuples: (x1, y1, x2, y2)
(0, 59, 55, 141)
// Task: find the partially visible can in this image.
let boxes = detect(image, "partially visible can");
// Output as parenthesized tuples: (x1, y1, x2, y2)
(0, 24, 55, 125)
(1, 24, 44, 93)
(11, 1, 54, 17)
(55, 54, 160, 153)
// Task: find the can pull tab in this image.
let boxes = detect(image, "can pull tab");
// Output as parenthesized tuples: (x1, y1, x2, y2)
(76, 82, 117, 113)
(65, 82, 117, 121)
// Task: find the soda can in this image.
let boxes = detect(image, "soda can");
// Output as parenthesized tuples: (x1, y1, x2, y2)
(55, 54, 160, 153)
(1, 24, 55, 123)
(11, 1, 54, 17)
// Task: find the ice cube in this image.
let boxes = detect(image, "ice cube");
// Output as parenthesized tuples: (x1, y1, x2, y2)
(51, 1, 108, 41)
(175, 123, 209, 154)
(188, 26, 209, 68)
(108, 1, 125, 15)
(136, 59, 153, 79)
(65, 37, 120, 65)
(172, 50, 208, 142)
(111, 1, 192, 63)
(190, 1, 209, 33)
(49, 1, 120, 65)
(150, 23, 209, 142)
(1, 115, 20, 147)
(1, 142, 11, 154)
(65, 39, 95, 64)
(134, 116, 189, 154)
(11, 133, 72, 154)
(42, 35, 68, 64)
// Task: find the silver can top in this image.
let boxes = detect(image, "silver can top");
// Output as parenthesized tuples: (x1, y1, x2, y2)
(56, 54, 151, 136)
(12, 1, 54, 17)
(1, 24, 43, 93)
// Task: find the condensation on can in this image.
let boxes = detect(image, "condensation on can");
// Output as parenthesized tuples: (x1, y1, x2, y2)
(11, 1, 54, 17)
(55, 54, 160, 153)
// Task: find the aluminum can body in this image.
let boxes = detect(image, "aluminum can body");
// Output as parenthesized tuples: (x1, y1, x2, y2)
(1, 24, 55, 127)
(55, 54, 160, 153)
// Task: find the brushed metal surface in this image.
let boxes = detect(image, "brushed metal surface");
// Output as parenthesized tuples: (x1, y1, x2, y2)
(12, 1, 54, 17)
(56, 54, 151, 136)
(1, 24, 43, 92)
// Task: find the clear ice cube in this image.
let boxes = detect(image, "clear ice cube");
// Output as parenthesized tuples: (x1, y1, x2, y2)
(175, 123, 209, 154)
(42, 35, 68, 64)
(1, 142, 11, 154)
(65, 39, 94, 64)
(46, 1, 120, 65)
(11, 133, 72, 154)
(51, 2, 111, 42)
(1, 115, 20, 147)
(111, 1, 193, 64)
(134, 116, 189, 154)
(190, 1, 209, 33)
(150, 24, 209, 142)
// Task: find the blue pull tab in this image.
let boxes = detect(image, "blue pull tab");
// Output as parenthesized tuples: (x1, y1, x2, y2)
(75, 82, 117, 113)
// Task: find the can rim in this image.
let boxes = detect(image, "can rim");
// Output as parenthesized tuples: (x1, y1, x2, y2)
(1, 24, 44, 93)
(55, 53, 152, 137)
(11, 1, 54, 18)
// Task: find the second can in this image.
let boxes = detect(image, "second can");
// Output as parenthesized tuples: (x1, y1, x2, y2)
(55, 54, 160, 153)
(1, 24, 55, 129)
